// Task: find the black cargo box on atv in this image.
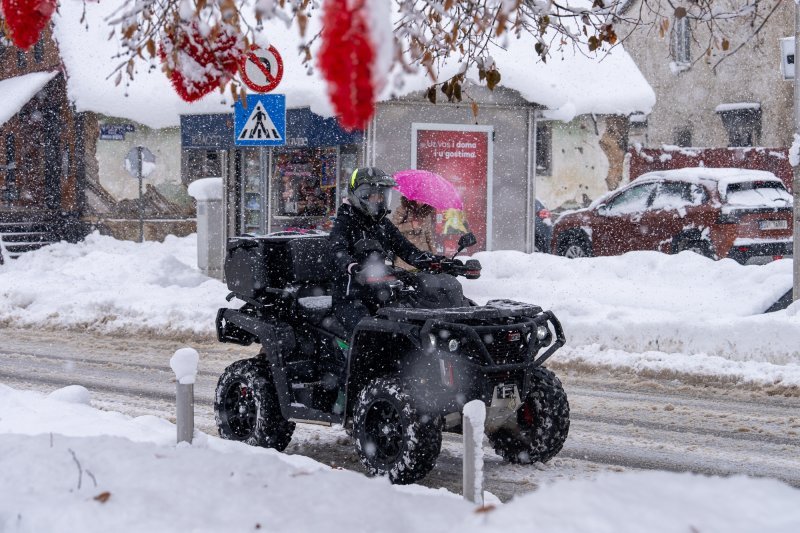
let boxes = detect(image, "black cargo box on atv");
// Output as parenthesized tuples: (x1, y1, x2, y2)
(224, 236, 333, 298)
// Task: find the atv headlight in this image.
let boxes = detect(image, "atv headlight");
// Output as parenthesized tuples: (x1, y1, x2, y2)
(535, 325, 549, 341)
(448, 339, 460, 352)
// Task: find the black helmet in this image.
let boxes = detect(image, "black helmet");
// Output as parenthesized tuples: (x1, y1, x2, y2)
(347, 167, 397, 220)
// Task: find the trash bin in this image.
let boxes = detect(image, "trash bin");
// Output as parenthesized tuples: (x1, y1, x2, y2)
(187, 177, 224, 279)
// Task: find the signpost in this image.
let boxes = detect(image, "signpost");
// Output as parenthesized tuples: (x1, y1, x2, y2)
(124, 146, 156, 243)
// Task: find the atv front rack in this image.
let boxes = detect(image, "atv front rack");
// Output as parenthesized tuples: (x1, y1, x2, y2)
(379, 299, 566, 368)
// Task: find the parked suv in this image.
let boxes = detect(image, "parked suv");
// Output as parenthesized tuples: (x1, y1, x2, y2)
(552, 168, 793, 264)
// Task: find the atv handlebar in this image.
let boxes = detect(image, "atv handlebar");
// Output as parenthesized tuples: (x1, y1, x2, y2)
(423, 258, 482, 279)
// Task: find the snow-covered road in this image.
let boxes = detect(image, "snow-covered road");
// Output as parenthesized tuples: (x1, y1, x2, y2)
(4, 328, 798, 499)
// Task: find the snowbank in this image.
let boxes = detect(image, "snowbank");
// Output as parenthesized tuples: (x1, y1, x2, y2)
(0, 383, 797, 532)
(0, 233, 799, 385)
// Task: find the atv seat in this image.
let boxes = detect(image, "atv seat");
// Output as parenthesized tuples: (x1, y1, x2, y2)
(297, 296, 348, 338)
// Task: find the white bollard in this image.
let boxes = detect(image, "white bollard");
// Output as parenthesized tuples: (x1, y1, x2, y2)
(462, 399, 486, 504)
(170, 348, 199, 444)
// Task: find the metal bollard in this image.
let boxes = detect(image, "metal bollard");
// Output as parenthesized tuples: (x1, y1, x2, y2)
(170, 348, 199, 444)
(462, 399, 486, 504)
(175, 382, 194, 444)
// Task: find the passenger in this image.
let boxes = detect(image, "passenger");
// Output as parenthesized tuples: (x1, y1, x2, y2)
(392, 196, 436, 271)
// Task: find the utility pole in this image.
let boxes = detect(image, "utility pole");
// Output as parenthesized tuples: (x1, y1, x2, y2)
(794, 6, 800, 301)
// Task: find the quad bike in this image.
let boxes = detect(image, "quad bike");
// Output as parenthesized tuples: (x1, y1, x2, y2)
(214, 232, 570, 484)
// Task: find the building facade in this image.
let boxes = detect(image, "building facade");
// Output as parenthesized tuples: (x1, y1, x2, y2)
(0, 24, 89, 256)
(621, 2, 794, 149)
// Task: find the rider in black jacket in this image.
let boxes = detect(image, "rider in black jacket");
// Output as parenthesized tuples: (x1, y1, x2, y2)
(329, 167, 441, 336)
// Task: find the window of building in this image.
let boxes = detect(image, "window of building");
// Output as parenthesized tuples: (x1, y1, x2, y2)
(674, 128, 692, 147)
(716, 104, 761, 147)
(33, 39, 44, 63)
(0, 29, 6, 61)
(535, 121, 552, 176)
(672, 16, 691, 65)
(628, 114, 649, 146)
(16, 50, 26, 69)
(183, 149, 223, 185)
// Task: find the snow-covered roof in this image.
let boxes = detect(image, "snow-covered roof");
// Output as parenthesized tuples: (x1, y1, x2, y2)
(52, 0, 653, 129)
(383, 2, 655, 121)
(52, 0, 333, 129)
(0, 71, 59, 128)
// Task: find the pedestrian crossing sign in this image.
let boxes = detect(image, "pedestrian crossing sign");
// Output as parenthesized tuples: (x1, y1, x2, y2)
(234, 94, 286, 146)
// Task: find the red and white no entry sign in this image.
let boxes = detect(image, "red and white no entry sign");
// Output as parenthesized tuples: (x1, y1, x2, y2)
(239, 44, 284, 93)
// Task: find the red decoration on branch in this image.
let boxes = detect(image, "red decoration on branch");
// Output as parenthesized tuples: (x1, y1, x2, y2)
(159, 22, 244, 103)
(1, 0, 57, 50)
(318, 0, 376, 131)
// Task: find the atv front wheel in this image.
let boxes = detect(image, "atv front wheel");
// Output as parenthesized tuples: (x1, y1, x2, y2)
(352, 378, 442, 484)
(489, 367, 570, 464)
(214, 357, 295, 451)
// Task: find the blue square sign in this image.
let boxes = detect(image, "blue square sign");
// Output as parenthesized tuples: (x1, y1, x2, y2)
(234, 94, 286, 146)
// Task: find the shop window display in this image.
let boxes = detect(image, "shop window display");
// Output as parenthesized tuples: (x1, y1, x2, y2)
(273, 147, 338, 221)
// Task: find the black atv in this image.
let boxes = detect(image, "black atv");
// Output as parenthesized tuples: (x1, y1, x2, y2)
(214, 232, 570, 484)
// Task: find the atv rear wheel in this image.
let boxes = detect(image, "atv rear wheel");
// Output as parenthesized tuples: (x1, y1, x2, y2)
(214, 357, 295, 451)
(489, 367, 570, 464)
(352, 378, 442, 485)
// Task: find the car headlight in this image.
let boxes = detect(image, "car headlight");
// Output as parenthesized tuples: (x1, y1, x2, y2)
(448, 339, 460, 352)
(536, 325, 549, 340)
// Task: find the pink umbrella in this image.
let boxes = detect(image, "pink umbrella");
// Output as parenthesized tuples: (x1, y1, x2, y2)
(392, 169, 464, 211)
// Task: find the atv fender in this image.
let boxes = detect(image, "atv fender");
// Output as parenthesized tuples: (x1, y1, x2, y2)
(344, 318, 424, 413)
(216, 308, 302, 420)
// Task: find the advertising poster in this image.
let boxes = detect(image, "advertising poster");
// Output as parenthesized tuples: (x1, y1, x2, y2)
(415, 128, 490, 254)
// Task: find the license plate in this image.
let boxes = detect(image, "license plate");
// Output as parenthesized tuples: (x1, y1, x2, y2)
(759, 220, 788, 230)
(494, 383, 517, 400)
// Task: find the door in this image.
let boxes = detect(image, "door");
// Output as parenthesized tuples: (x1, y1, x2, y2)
(640, 180, 709, 252)
(239, 147, 267, 235)
(591, 182, 657, 255)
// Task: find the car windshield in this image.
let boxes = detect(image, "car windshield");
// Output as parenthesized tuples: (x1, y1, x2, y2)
(724, 180, 792, 207)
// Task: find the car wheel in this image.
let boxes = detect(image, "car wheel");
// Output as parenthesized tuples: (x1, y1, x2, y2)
(352, 378, 442, 485)
(558, 233, 592, 258)
(675, 238, 713, 259)
(488, 367, 570, 464)
(214, 357, 295, 451)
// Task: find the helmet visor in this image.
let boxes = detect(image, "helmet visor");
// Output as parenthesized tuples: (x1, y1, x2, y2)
(354, 184, 393, 217)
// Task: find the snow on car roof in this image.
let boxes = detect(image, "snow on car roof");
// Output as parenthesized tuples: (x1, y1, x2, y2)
(585, 167, 784, 210)
(637, 167, 781, 185)
(636, 168, 784, 199)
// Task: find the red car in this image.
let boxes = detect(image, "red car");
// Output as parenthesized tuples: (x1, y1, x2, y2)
(551, 168, 793, 264)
